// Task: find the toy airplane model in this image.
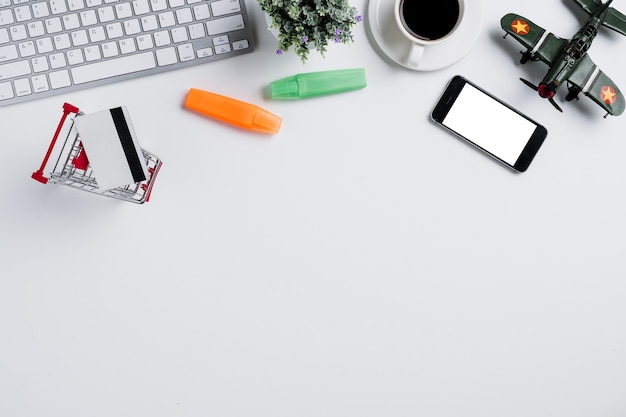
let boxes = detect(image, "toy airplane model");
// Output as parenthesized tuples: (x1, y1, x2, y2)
(501, 0, 626, 117)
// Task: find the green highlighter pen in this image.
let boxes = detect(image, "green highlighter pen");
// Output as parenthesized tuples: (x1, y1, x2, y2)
(269, 68, 367, 100)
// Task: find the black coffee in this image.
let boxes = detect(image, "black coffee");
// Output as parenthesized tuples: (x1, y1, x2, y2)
(400, 0, 460, 41)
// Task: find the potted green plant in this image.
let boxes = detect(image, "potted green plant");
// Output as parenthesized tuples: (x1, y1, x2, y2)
(258, 0, 362, 63)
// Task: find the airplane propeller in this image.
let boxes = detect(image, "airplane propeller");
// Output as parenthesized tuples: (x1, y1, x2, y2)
(519, 78, 563, 112)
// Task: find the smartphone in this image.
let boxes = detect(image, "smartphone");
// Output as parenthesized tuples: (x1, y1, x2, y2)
(431, 75, 547, 172)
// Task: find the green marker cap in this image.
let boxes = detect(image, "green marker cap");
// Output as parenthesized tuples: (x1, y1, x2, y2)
(270, 68, 367, 100)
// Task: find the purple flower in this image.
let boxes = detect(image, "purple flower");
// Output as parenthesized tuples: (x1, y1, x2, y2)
(356, 15, 363, 23)
(276, 49, 283, 55)
(334, 28, 341, 36)
(334, 37, 340, 43)
(301, 35, 308, 44)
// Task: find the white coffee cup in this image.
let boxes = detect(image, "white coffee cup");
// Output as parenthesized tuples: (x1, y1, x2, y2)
(394, 0, 465, 68)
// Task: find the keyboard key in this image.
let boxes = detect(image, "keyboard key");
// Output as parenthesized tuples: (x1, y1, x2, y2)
(140, 15, 157, 31)
(106, 22, 123, 37)
(132, 0, 150, 15)
(0, 59, 31, 80)
(150, 0, 167, 12)
(197, 46, 212, 58)
(10, 24, 28, 41)
(84, 45, 101, 61)
(19, 40, 36, 57)
(97, 6, 115, 22)
(27, 21, 45, 37)
(124, 18, 141, 35)
(214, 43, 231, 54)
(71, 29, 89, 46)
(36, 37, 54, 54)
(196, 46, 212, 58)
(45, 17, 63, 33)
(193, 4, 210, 20)
(31, 74, 49, 92)
(68, 0, 86, 11)
(205, 14, 243, 35)
(14, 6, 33, 23)
(177, 43, 193, 61)
(88, 25, 106, 42)
(49, 52, 66, 68)
(136, 34, 153, 50)
(212, 35, 228, 46)
(188, 22, 204, 39)
(0, 81, 14, 100)
(80, 10, 98, 26)
(71, 51, 155, 84)
(0, 10, 15, 26)
(158, 11, 175, 27)
(115, 2, 133, 19)
(67, 49, 84, 65)
(232, 39, 248, 50)
(0, 44, 18, 62)
(155, 46, 176, 65)
(153, 30, 170, 46)
(171, 27, 188, 43)
(63, 14, 80, 30)
(176, 7, 193, 24)
(53, 33, 71, 49)
(101, 40, 119, 56)
(49, 69, 71, 88)
(49, 0, 68, 15)
(32, 2, 51, 19)
(211, 0, 241, 17)
(14, 77, 32, 96)
(0, 28, 9, 44)
(31, 56, 49, 72)
(119, 38, 136, 54)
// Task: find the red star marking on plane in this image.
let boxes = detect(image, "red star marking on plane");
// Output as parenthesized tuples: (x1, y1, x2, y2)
(601, 86, 617, 105)
(511, 19, 530, 35)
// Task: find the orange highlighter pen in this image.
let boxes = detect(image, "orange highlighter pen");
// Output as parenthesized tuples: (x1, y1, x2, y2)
(184, 88, 282, 134)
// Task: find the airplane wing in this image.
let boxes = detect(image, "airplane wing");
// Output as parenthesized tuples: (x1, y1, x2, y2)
(570, 0, 602, 15)
(570, 0, 626, 36)
(603, 7, 626, 36)
(567, 54, 626, 115)
(500, 13, 568, 66)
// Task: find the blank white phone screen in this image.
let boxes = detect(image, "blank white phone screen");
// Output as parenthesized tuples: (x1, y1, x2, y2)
(442, 83, 537, 165)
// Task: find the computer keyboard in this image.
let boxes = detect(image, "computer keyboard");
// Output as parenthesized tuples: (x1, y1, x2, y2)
(0, 0, 255, 107)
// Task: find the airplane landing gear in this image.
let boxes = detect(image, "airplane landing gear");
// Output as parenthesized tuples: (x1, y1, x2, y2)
(566, 84, 581, 101)
(520, 50, 538, 64)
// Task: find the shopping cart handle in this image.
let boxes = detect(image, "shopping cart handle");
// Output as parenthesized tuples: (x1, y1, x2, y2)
(31, 102, 80, 185)
(63, 102, 79, 113)
(31, 171, 48, 184)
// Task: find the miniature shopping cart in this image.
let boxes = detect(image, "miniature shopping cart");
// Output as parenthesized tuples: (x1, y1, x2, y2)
(31, 103, 162, 204)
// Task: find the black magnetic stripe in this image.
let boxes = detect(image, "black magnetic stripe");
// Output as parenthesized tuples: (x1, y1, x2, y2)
(110, 107, 146, 183)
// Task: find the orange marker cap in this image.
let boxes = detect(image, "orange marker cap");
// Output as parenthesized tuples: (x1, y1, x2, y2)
(184, 88, 282, 134)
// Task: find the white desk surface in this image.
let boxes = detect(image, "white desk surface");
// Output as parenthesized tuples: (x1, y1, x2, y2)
(2, 0, 626, 416)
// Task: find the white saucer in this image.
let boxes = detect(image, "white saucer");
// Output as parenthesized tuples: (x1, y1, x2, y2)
(366, 0, 483, 71)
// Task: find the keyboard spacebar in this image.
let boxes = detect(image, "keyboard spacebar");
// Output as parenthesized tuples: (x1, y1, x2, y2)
(71, 52, 156, 85)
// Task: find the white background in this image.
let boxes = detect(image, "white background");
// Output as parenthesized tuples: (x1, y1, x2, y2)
(2, 0, 626, 416)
